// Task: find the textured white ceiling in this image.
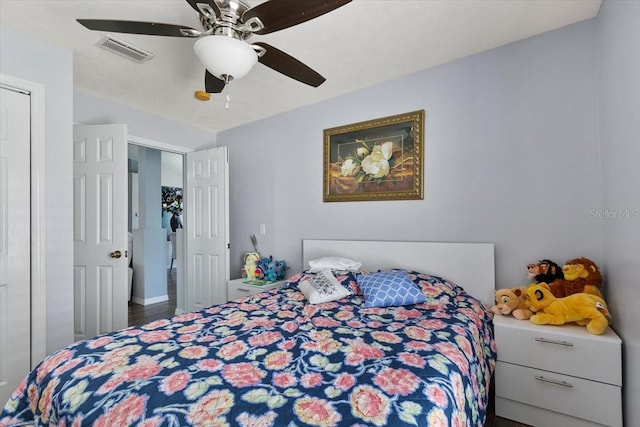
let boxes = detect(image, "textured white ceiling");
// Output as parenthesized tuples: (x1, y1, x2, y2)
(0, 0, 602, 133)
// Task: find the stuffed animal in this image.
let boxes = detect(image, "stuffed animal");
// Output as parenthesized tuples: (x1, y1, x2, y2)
(490, 287, 533, 320)
(243, 252, 261, 279)
(546, 257, 603, 298)
(248, 256, 287, 282)
(527, 259, 564, 284)
(561, 257, 603, 297)
(265, 264, 278, 282)
(526, 283, 610, 335)
(251, 256, 270, 280)
(275, 260, 287, 280)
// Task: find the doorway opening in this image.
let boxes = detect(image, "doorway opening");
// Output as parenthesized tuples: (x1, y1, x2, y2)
(127, 144, 184, 326)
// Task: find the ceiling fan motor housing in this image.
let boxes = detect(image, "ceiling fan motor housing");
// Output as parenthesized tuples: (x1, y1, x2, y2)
(199, 0, 256, 41)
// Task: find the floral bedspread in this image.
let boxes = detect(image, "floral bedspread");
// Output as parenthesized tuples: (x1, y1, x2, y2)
(1, 271, 496, 427)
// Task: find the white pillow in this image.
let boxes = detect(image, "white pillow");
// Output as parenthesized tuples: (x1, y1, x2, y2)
(308, 256, 362, 272)
(298, 269, 351, 304)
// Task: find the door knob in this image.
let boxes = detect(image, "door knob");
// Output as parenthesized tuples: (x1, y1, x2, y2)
(110, 250, 122, 259)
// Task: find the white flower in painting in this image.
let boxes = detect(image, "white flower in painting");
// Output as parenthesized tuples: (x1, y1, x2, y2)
(361, 156, 389, 178)
(379, 141, 394, 160)
(361, 141, 394, 178)
(356, 147, 370, 159)
(340, 159, 360, 177)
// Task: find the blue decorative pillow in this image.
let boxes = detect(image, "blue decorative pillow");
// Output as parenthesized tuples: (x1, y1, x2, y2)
(356, 270, 426, 308)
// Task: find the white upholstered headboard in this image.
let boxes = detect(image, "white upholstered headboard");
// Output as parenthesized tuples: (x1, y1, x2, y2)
(302, 240, 495, 304)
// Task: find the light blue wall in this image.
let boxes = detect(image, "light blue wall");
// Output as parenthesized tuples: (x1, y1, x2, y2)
(0, 25, 74, 354)
(74, 90, 217, 150)
(219, 19, 603, 291)
(596, 1, 640, 424)
(138, 148, 162, 230)
(132, 147, 168, 302)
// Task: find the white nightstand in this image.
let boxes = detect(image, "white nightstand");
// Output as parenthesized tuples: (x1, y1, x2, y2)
(494, 315, 622, 427)
(227, 278, 286, 302)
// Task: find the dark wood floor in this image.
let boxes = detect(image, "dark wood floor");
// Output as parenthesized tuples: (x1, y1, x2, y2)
(127, 269, 528, 427)
(128, 267, 177, 327)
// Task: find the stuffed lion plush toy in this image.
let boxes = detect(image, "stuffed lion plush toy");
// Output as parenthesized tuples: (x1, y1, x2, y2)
(544, 257, 603, 298)
(526, 283, 610, 335)
(490, 287, 532, 320)
(527, 259, 564, 284)
(561, 257, 603, 296)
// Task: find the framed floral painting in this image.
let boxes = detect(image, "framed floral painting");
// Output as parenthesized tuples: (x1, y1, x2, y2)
(323, 110, 424, 202)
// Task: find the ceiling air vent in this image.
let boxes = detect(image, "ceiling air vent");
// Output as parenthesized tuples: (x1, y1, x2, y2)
(97, 36, 154, 63)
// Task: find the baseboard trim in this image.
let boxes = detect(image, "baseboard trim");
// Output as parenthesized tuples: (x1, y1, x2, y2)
(132, 295, 169, 306)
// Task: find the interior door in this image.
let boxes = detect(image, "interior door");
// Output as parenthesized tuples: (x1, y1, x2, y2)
(73, 124, 128, 341)
(0, 86, 31, 405)
(186, 146, 229, 310)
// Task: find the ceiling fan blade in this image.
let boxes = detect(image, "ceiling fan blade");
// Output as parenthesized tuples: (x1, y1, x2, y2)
(77, 19, 201, 37)
(185, 0, 220, 18)
(253, 42, 325, 87)
(242, 0, 352, 35)
(205, 71, 226, 93)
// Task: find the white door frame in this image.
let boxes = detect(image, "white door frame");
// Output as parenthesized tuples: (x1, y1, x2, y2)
(128, 135, 192, 156)
(0, 73, 46, 367)
(127, 135, 192, 315)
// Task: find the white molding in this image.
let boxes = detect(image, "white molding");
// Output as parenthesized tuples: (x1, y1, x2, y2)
(71, 123, 193, 155)
(128, 134, 192, 154)
(132, 295, 169, 306)
(0, 73, 47, 367)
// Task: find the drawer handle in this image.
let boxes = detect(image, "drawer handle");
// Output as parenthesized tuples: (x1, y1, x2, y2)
(535, 337, 574, 347)
(237, 288, 250, 292)
(535, 375, 573, 388)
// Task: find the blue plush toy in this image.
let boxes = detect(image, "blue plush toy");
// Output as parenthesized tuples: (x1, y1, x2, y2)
(248, 255, 287, 282)
(275, 260, 287, 280)
(266, 264, 278, 282)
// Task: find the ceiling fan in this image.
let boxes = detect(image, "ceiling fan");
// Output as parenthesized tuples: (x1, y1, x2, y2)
(77, 0, 352, 94)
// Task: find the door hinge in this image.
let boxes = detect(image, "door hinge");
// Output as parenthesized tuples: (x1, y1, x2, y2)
(227, 243, 231, 249)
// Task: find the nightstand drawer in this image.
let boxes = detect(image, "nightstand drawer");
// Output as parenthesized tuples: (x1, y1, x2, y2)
(228, 284, 256, 301)
(496, 361, 622, 426)
(494, 316, 621, 385)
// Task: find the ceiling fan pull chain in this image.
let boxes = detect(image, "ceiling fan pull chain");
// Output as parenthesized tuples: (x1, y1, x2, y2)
(225, 94, 231, 109)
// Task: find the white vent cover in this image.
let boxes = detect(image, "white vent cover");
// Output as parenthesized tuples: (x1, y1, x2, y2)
(97, 35, 154, 63)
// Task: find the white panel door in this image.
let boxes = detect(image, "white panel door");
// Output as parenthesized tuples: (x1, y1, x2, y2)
(73, 124, 128, 340)
(186, 146, 229, 311)
(0, 87, 31, 405)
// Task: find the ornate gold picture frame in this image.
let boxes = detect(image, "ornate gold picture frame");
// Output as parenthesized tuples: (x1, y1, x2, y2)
(323, 110, 425, 202)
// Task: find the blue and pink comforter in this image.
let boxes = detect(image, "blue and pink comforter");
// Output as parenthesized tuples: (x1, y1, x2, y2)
(1, 271, 496, 426)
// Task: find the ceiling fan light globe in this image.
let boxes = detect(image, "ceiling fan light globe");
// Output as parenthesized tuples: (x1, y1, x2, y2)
(193, 35, 258, 81)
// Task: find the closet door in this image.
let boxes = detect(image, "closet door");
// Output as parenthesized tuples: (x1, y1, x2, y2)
(0, 86, 31, 405)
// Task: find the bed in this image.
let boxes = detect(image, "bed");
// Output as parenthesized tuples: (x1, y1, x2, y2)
(1, 240, 497, 427)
